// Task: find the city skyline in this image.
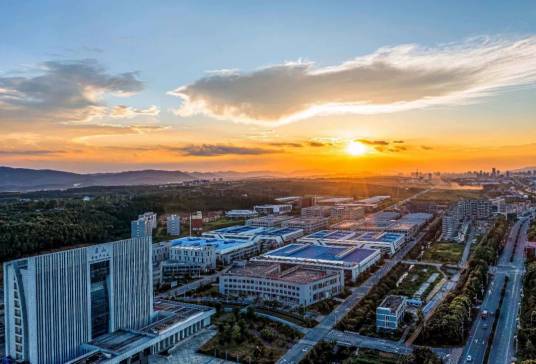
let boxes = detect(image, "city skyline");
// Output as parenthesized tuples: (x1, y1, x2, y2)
(1, 1, 536, 174)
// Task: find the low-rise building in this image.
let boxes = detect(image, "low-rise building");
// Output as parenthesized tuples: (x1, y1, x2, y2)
(253, 204, 292, 215)
(299, 230, 405, 255)
(168, 237, 260, 265)
(219, 261, 343, 307)
(203, 225, 304, 250)
(316, 197, 354, 206)
(225, 209, 259, 219)
(246, 215, 295, 228)
(376, 295, 407, 332)
(282, 217, 329, 234)
(254, 243, 381, 282)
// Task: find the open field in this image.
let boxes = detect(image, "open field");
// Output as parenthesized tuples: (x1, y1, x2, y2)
(421, 242, 464, 264)
(392, 264, 441, 297)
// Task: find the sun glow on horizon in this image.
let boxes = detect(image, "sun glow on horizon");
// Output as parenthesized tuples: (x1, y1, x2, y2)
(346, 141, 368, 156)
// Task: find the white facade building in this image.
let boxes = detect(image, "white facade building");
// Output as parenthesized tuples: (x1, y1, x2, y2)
(220, 261, 344, 307)
(3, 238, 215, 364)
(3, 237, 153, 364)
(169, 244, 216, 271)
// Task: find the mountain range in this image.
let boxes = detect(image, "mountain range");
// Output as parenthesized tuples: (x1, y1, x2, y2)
(0, 166, 278, 192)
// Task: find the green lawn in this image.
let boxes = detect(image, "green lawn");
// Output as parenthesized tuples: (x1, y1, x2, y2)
(392, 264, 441, 297)
(421, 242, 464, 264)
(199, 311, 302, 364)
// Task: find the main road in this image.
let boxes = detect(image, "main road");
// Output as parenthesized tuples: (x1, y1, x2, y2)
(488, 218, 529, 364)
(458, 218, 529, 364)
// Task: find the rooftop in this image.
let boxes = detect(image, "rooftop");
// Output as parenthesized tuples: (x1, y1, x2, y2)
(226, 261, 336, 284)
(169, 236, 255, 254)
(284, 217, 329, 225)
(356, 195, 391, 204)
(378, 295, 406, 312)
(246, 215, 294, 225)
(263, 243, 378, 265)
(330, 220, 363, 230)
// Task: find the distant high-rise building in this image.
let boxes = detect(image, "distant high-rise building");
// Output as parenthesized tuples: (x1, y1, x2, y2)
(190, 211, 203, 233)
(131, 217, 153, 238)
(166, 214, 181, 236)
(138, 212, 157, 230)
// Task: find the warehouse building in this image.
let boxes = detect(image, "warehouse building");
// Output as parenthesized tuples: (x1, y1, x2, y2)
(254, 243, 381, 282)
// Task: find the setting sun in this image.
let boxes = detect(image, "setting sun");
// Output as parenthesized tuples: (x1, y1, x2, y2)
(346, 141, 367, 156)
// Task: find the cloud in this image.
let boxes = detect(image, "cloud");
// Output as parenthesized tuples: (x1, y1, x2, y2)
(170, 36, 536, 125)
(0, 59, 146, 124)
(421, 145, 434, 150)
(268, 142, 303, 148)
(358, 139, 390, 146)
(175, 144, 279, 157)
(0, 149, 64, 156)
(109, 105, 160, 118)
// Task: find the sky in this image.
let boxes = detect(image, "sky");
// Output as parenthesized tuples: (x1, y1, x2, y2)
(1, 0, 536, 175)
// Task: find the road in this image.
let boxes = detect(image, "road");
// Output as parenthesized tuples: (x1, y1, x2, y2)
(459, 218, 528, 364)
(326, 330, 450, 358)
(488, 218, 529, 364)
(277, 230, 427, 364)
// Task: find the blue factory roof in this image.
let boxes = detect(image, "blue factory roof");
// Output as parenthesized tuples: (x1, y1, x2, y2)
(355, 231, 405, 243)
(265, 243, 377, 264)
(170, 236, 254, 254)
(211, 225, 302, 237)
(213, 225, 264, 234)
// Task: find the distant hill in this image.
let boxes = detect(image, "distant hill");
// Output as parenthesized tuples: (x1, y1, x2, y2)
(0, 166, 278, 192)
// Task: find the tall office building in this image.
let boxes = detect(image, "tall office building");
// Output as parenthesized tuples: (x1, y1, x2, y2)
(3, 237, 153, 364)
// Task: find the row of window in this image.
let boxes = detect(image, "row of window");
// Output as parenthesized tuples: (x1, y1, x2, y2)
(223, 278, 299, 290)
(223, 284, 299, 296)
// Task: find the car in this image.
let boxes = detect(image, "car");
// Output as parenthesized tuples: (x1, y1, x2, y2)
(467, 355, 472, 362)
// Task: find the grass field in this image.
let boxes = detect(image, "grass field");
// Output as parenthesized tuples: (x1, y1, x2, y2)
(421, 242, 464, 264)
(199, 311, 302, 364)
(392, 264, 441, 297)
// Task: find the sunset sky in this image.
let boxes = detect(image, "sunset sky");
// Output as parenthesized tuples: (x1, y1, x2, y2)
(1, 1, 536, 174)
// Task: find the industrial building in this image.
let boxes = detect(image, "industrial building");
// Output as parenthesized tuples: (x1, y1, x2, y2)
(281, 217, 330, 234)
(220, 261, 344, 307)
(168, 236, 260, 265)
(246, 215, 295, 228)
(299, 230, 406, 255)
(225, 209, 259, 219)
(352, 196, 391, 211)
(253, 204, 292, 215)
(301, 205, 364, 222)
(203, 225, 304, 250)
(331, 212, 432, 241)
(254, 243, 381, 282)
(376, 295, 407, 332)
(3, 237, 215, 364)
